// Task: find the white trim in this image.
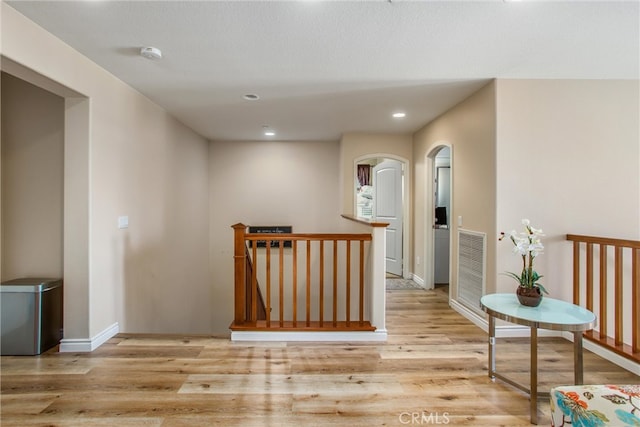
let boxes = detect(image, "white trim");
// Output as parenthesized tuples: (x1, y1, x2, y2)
(230, 329, 388, 342)
(451, 299, 561, 338)
(371, 226, 387, 331)
(424, 144, 453, 291)
(59, 322, 119, 352)
(452, 300, 639, 374)
(450, 299, 486, 331)
(412, 274, 425, 287)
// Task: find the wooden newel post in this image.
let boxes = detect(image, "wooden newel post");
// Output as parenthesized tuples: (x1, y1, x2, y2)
(232, 223, 247, 325)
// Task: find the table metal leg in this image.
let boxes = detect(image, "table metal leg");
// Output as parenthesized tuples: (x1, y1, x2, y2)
(574, 331, 584, 385)
(530, 326, 538, 425)
(488, 315, 496, 379)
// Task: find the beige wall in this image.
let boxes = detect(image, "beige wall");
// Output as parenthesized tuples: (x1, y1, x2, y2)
(413, 82, 497, 296)
(495, 79, 640, 303)
(1, 3, 210, 338)
(209, 140, 346, 332)
(1, 72, 64, 280)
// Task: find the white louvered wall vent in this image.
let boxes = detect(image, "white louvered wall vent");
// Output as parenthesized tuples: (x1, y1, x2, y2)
(457, 229, 486, 315)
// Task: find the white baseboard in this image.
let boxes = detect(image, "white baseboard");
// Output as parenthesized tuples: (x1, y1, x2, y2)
(450, 298, 563, 338)
(451, 298, 573, 339)
(412, 274, 425, 287)
(59, 322, 119, 353)
(450, 298, 639, 374)
(231, 329, 388, 342)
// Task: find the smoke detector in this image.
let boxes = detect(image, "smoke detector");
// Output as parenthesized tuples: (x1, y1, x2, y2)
(140, 46, 162, 60)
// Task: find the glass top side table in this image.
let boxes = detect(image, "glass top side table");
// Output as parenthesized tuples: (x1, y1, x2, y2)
(480, 293, 596, 424)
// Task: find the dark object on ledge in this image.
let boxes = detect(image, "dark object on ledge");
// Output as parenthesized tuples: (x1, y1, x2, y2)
(248, 225, 292, 248)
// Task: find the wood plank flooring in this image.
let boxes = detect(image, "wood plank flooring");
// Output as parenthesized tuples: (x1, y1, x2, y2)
(2, 286, 638, 426)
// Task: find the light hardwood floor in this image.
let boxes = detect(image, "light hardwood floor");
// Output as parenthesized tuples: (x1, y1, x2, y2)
(2, 287, 638, 426)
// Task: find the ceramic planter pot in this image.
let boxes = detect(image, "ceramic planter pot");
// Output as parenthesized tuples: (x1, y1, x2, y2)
(516, 285, 543, 307)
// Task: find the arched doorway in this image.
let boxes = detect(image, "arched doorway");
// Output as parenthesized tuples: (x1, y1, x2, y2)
(354, 154, 410, 279)
(425, 145, 452, 296)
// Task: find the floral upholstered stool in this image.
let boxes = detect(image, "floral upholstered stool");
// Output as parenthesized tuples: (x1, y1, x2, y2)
(550, 384, 639, 426)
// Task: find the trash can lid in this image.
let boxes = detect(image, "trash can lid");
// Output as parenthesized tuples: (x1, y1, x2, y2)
(0, 278, 62, 292)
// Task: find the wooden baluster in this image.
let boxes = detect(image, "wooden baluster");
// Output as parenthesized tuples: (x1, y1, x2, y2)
(266, 240, 271, 328)
(586, 243, 594, 313)
(293, 240, 298, 328)
(252, 241, 258, 322)
(232, 223, 247, 325)
(573, 241, 580, 305)
(244, 253, 250, 323)
(633, 248, 640, 354)
(599, 244, 608, 339)
(279, 240, 284, 328)
(319, 240, 324, 327)
(566, 234, 640, 363)
(333, 239, 338, 327)
(359, 239, 365, 325)
(346, 240, 351, 327)
(614, 246, 623, 346)
(306, 240, 311, 327)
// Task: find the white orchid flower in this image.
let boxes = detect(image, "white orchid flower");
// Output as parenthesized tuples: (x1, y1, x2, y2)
(499, 219, 547, 294)
(530, 227, 545, 236)
(529, 242, 544, 257)
(514, 241, 529, 256)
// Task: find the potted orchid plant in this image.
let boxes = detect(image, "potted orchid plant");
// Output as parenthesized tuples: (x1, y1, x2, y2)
(499, 219, 548, 306)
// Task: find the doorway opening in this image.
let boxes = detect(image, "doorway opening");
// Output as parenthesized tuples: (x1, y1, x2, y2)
(2, 56, 91, 349)
(354, 155, 409, 279)
(426, 146, 451, 296)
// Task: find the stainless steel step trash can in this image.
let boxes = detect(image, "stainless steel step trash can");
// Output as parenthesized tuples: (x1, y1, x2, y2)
(1, 278, 63, 355)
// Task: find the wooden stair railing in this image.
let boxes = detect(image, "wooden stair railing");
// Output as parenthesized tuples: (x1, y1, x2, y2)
(245, 245, 267, 321)
(567, 234, 640, 363)
(231, 223, 375, 332)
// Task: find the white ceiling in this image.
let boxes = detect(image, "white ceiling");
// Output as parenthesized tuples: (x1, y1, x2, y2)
(6, 1, 639, 142)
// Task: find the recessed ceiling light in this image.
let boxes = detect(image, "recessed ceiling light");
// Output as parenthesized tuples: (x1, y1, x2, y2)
(264, 131, 276, 136)
(392, 112, 406, 118)
(140, 46, 162, 60)
(243, 94, 260, 101)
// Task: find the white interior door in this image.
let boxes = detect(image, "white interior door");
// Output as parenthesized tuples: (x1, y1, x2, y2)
(373, 160, 403, 276)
